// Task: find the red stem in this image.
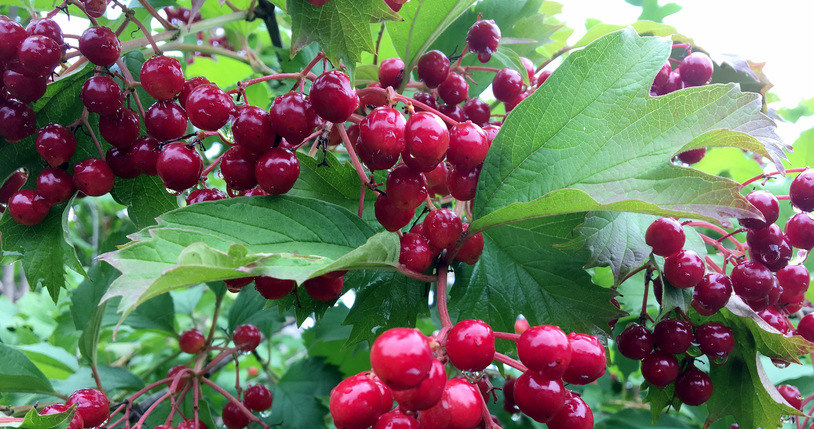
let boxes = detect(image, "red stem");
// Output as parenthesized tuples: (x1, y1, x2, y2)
(494, 332, 520, 341)
(356, 87, 459, 126)
(740, 167, 808, 188)
(134, 391, 172, 428)
(436, 265, 452, 328)
(684, 221, 746, 251)
(337, 124, 374, 189)
(704, 256, 726, 275)
(464, 66, 501, 73)
(494, 352, 528, 372)
(201, 153, 224, 179)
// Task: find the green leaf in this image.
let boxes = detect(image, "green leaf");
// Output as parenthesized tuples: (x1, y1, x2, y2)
(288, 0, 400, 70)
(17, 405, 75, 429)
(101, 196, 400, 320)
(111, 175, 179, 229)
(387, 0, 476, 84)
(449, 215, 622, 336)
(125, 293, 176, 333)
(341, 270, 431, 346)
(304, 306, 371, 377)
(265, 357, 342, 429)
(472, 28, 787, 234)
(0, 344, 56, 395)
(17, 343, 79, 376)
(625, 0, 682, 23)
(53, 366, 144, 394)
(595, 409, 692, 429)
(78, 301, 107, 366)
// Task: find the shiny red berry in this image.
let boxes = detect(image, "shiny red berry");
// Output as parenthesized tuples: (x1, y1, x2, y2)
(416, 50, 450, 89)
(386, 164, 427, 210)
(310, 70, 359, 123)
(641, 351, 679, 387)
(233, 324, 262, 351)
(0, 98, 36, 142)
(798, 313, 814, 342)
(156, 143, 203, 191)
(690, 272, 732, 316)
(36, 124, 77, 167)
(254, 276, 295, 300)
(131, 136, 160, 175)
(185, 84, 233, 131)
(425, 162, 450, 196)
(0, 18, 26, 61)
(678, 52, 713, 87)
(268, 92, 318, 145)
(663, 249, 705, 289)
(329, 374, 384, 429)
(373, 410, 417, 429)
(39, 404, 84, 429)
(186, 188, 226, 205)
(303, 274, 344, 302)
(616, 323, 653, 360)
(445, 319, 494, 371)
(99, 108, 140, 149)
(145, 101, 188, 141)
(739, 190, 779, 230)
(758, 307, 792, 335)
(731, 260, 773, 300)
(466, 20, 501, 59)
(562, 333, 606, 385)
(66, 388, 110, 428)
(786, 213, 814, 249)
(360, 107, 407, 158)
(374, 193, 414, 231)
(675, 367, 712, 406)
(3, 65, 47, 103)
(645, 217, 685, 257)
(653, 318, 693, 354)
(399, 233, 434, 273)
(244, 384, 273, 411)
(233, 106, 275, 153)
(438, 73, 468, 106)
(791, 170, 814, 212)
(81, 75, 123, 114)
(221, 401, 248, 429)
(255, 147, 299, 195)
(179, 76, 211, 107)
(371, 328, 433, 390)
(695, 322, 734, 360)
(423, 208, 462, 249)
(73, 158, 115, 196)
(179, 328, 205, 353)
(7, 189, 50, 225)
(36, 168, 74, 204)
(516, 325, 571, 379)
(447, 165, 480, 201)
(378, 58, 405, 89)
(78, 26, 120, 67)
(140, 55, 185, 101)
(220, 146, 258, 191)
(513, 371, 565, 423)
(777, 265, 809, 302)
(417, 378, 482, 429)
(392, 359, 445, 411)
(547, 391, 593, 429)
(778, 384, 802, 410)
(492, 68, 523, 102)
(405, 112, 448, 166)
(106, 146, 139, 179)
(449, 227, 483, 265)
(17, 35, 61, 75)
(447, 121, 488, 171)
(0, 170, 27, 206)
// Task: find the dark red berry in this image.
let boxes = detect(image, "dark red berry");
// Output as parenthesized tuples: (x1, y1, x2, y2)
(798, 313, 814, 342)
(438, 73, 468, 106)
(641, 351, 679, 387)
(653, 318, 692, 354)
(221, 401, 248, 429)
(0, 18, 26, 61)
(731, 260, 773, 300)
(140, 55, 185, 101)
(492, 68, 523, 102)
(691, 272, 732, 316)
(179, 76, 211, 107)
(386, 164, 427, 210)
(675, 367, 712, 406)
(695, 322, 734, 360)
(185, 84, 233, 131)
(3, 65, 47, 103)
(445, 319, 495, 371)
(233, 324, 262, 351)
(645, 217, 685, 257)
(777, 265, 809, 302)
(73, 158, 115, 196)
(360, 106, 407, 158)
(244, 384, 273, 411)
(255, 276, 295, 300)
(758, 307, 792, 335)
(505, 91, 529, 112)
(78, 26, 120, 67)
(226, 277, 253, 293)
(513, 371, 565, 423)
(517, 325, 571, 379)
(466, 20, 501, 59)
(562, 333, 606, 385)
(330, 374, 386, 429)
(404, 112, 448, 166)
(416, 50, 450, 89)
(739, 190, 779, 230)
(778, 384, 802, 410)
(255, 147, 299, 195)
(268, 92, 318, 145)
(547, 391, 593, 429)
(425, 162, 450, 196)
(462, 98, 491, 126)
(186, 188, 226, 205)
(0, 98, 36, 142)
(677, 148, 706, 164)
(220, 146, 258, 191)
(81, 75, 123, 114)
(36, 124, 77, 167)
(399, 233, 434, 273)
(423, 208, 462, 249)
(392, 359, 446, 411)
(374, 193, 414, 231)
(233, 106, 275, 153)
(438, 103, 466, 123)
(449, 227, 483, 265)
(378, 57, 405, 89)
(82, 0, 108, 18)
(678, 52, 714, 87)
(310, 70, 359, 123)
(179, 328, 205, 353)
(447, 121, 488, 171)
(791, 170, 814, 212)
(616, 323, 653, 360)
(520, 56, 535, 82)
(17, 35, 61, 75)
(36, 168, 73, 205)
(131, 136, 160, 175)
(66, 388, 110, 428)
(663, 249, 705, 289)
(105, 147, 138, 179)
(0, 170, 27, 206)
(371, 328, 433, 390)
(156, 143, 203, 191)
(99, 108, 140, 149)
(502, 376, 519, 413)
(786, 213, 814, 249)
(749, 234, 791, 272)
(652, 62, 671, 91)
(7, 189, 50, 225)
(303, 274, 343, 302)
(412, 91, 438, 110)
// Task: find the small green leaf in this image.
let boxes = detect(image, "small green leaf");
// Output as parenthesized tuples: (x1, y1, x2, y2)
(111, 175, 179, 229)
(78, 301, 107, 366)
(0, 344, 56, 395)
(18, 405, 76, 429)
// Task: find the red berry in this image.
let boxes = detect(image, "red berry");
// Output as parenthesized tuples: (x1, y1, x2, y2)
(798, 313, 814, 342)
(731, 260, 773, 300)
(416, 50, 450, 89)
(0, 98, 36, 142)
(104, 146, 137, 179)
(652, 62, 671, 91)
(220, 146, 258, 191)
(378, 58, 405, 89)
(438, 103, 466, 122)
(449, 227, 483, 265)
(438, 73, 468, 106)
(412, 91, 438, 111)
(386, 164, 427, 210)
(303, 274, 343, 302)
(226, 277, 253, 293)
(516, 325, 571, 379)
(392, 359, 446, 411)
(447, 165, 480, 201)
(513, 371, 565, 423)
(445, 319, 494, 371)
(82, 0, 108, 18)
(758, 307, 792, 335)
(157, 143, 203, 191)
(244, 384, 273, 411)
(36, 124, 77, 167)
(616, 323, 653, 360)
(399, 233, 434, 273)
(447, 121, 488, 171)
(36, 168, 74, 204)
(777, 265, 809, 302)
(417, 378, 482, 429)
(73, 158, 115, 197)
(177, 419, 208, 429)
(3, 65, 47, 103)
(778, 384, 802, 410)
(145, 101, 188, 141)
(425, 162, 450, 196)
(691, 273, 732, 316)
(371, 328, 433, 390)
(233, 106, 275, 153)
(466, 20, 501, 59)
(17, 35, 61, 75)
(131, 136, 160, 175)
(562, 333, 606, 385)
(78, 26, 120, 67)
(739, 190, 779, 230)
(310, 70, 359, 123)
(81, 75, 123, 114)
(255, 147, 299, 195)
(641, 351, 679, 387)
(179, 328, 205, 353)
(0, 170, 27, 206)
(179, 76, 211, 107)
(785, 213, 814, 249)
(373, 410, 417, 429)
(329, 374, 384, 429)
(423, 208, 462, 249)
(140, 56, 185, 101)
(39, 404, 84, 429)
(675, 367, 712, 406)
(99, 108, 140, 149)
(462, 98, 491, 126)
(663, 249, 705, 289)
(678, 52, 713, 87)
(677, 148, 707, 164)
(791, 170, 814, 212)
(492, 68, 523, 102)
(520, 57, 535, 82)
(547, 391, 593, 429)
(645, 217, 685, 257)
(360, 107, 407, 158)
(268, 92, 318, 145)
(7, 189, 50, 225)
(404, 112, 448, 166)
(66, 388, 110, 428)
(695, 322, 734, 360)
(221, 401, 248, 429)
(255, 276, 295, 300)
(233, 324, 262, 351)
(185, 84, 233, 131)
(0, 18, 26, 61)
(653, 318, 692, 354)
(374, 193, 414, 231)
(505, 91, 529, 112)
(186, 188, 226, 205)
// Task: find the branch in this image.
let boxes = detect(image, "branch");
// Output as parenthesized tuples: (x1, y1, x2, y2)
(436, 265, 452, 328)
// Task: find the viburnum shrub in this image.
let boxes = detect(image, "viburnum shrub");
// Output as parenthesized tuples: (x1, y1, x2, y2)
(1, 1, 814, 429)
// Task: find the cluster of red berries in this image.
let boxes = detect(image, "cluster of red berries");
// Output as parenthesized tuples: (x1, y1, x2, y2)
(329, 319, 604, 429)
(399, 208, 484, 273)
(650, 50, 715, 164)
(38, 388, 110, 429)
